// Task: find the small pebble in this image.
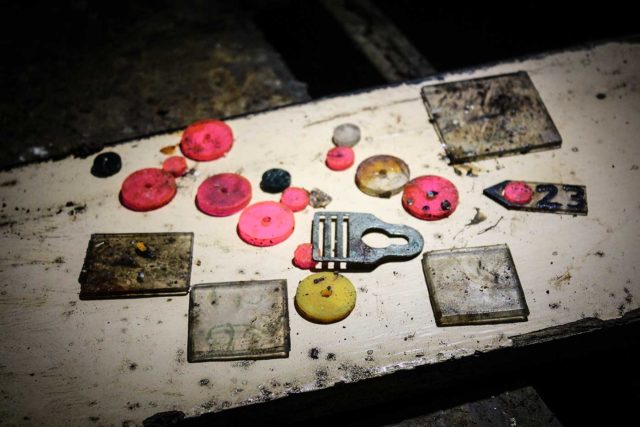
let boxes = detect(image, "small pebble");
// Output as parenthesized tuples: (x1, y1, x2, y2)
(309, 188, 332, 208)
(333, 123, 361, 147)
(260, 168, 291, 193)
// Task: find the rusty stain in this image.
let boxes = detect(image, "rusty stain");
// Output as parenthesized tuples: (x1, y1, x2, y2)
(549, 270, 572, 288)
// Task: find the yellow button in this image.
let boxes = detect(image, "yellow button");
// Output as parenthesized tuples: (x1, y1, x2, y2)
(295, 272, 357, 324)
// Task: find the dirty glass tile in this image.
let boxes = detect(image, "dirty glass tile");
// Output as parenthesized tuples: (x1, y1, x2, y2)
(78, 232, 193, 299)
(421, 244, 528, 326)
(421, 71, 561, 164)
(188, 280, 290, 362)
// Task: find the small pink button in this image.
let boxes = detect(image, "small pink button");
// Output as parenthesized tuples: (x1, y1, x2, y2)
(503, 181, 533, 204)
(402, 175, 459, 220)
(326, 146, 355, 171)
(238, 201, 295, 247)
(120, 168, 177, 212)
(196, 173, 252, 217)
(180, 119, 233, 161)
(280, 187, 309, 212)
(293, 243, 316, 269)
(162, 156, 188, 177)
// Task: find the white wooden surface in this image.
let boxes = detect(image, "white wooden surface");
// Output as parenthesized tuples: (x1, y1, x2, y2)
(1, 41, 639, 426)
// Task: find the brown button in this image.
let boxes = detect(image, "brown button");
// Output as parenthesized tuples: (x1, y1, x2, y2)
(355, 155, 410, 198)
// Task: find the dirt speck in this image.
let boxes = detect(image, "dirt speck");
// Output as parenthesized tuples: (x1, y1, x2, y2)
(315, 369, 329, 387)
(549, 302, 561, 309)
(199, 378, 210, 386)
(128, 363, 137, 371)
(326, 353, 336, 361)
(308, 348, 320, 359)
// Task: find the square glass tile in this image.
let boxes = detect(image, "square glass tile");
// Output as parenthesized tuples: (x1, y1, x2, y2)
(188, 280, 290, 362)
(422, 244, 528, 326)
(421, 71, 561, 164)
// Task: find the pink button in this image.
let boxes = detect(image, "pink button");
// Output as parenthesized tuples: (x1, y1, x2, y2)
(238, 201, 295, 247)
(326, 146, 355, 171)
(503, 181, 533, 204)
(120, 168, 177, 212)
(196, 173, 252, 217)
(280, 187, 309, 212)
(402, 175, 459, 220)
(180, 119, 233, 161)
(162, 156, 188, 177)
(293, 243, 316, 269)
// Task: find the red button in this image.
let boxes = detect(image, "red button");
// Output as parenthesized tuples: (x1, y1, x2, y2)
(180, 119, 233, 161)
(196, 173, 252, 217)
(326, 146, 355, 171)
(162, 156, 188, 177)
(293, 243, 316, 269)
(402, 175, 459, 220)
(238, 201, 295, 247)
(120, 168, 177, 212)
(503, 181, 533, 204)
(280, 187, 309, 212)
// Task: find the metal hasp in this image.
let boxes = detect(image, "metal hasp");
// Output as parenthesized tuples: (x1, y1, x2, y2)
(421, 71, 562, 164)
(422, 244, 529, 326)
(484, 180, 588, 215)
(311, 212, 424, 268)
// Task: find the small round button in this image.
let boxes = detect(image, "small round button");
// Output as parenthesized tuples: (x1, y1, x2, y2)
(238, 201, 295, 247)
(260, 168, 291, 193)
(120, 168, 177, 212)
(293, 243, 316, 269)
(402, 175, 459, 220)
(196, 173, 252, 217)
(503, 181, 533, 204)
(180, 119, 233, 161)
(332, 123, 361, 147)
(162, 156, 188, 177)
(280, 187, 309, 212)
(355, 155, 410, 198)
(91, 152, 122, 178)
(326, 146, 355, 171)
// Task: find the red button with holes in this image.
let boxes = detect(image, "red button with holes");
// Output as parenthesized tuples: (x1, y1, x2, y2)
(180, 119, 234, 161)
(280, 187, 309, 212)
(326, 146, 355, 171)
(120, 168, 177, 212)
(402, 175, 459, 220)
(238, 201, 295, 247)
(162, 156, 188, 177)
(503, 181, 533, 205)
(293, 243, 316, 269)
(196, 173, 252, 217)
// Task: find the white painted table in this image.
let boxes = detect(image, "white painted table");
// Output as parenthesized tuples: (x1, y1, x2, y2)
(1, 41, 639, 426)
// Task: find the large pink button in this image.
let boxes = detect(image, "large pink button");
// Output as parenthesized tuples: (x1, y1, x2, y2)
(280, 187, 309, 212)
(180, 119, 233, 161)
(120, 168, 177, 212)
(238, 201, 295, 247)
(503, 181, 533, 204)
(402, 175, 459, 220)
(196, 173, 252, 217)
(326, 146, 355, 171)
